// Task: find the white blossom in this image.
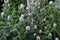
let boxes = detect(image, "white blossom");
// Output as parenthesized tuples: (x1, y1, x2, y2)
(26, 26, 30, 30)
(49, 1, 53, 5)
(48, 33, 52, 36)
(38, 2, 40, 5)
(53, 23, 57, 27)
(7, 15, 11, 20)
(19, 16, 24, 22)
(4, 0, 9, 4)
(8, 4, 10, 6)
(34, 25, 37, 29)
(33, 33, 36, 36)
(20, 4, 25, 9)
(48, 33, 52, 39)
(38, 6, 40, 8)
(26, 6, 30, 10)
(36, 36, 41, 40)
(21, 14, 24, 17)
(19, 14, 24, 22)
(39, 30, 42, 34)
(55, 38, 59, 40)
(1, 12, 4, 17)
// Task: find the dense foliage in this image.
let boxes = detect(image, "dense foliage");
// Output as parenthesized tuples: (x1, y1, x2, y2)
(0, 0, 60, 40)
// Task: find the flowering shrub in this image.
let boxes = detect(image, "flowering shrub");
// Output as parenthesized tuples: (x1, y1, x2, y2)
(0, 0, 60, 40)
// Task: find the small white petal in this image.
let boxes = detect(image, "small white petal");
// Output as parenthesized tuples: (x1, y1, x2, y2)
(26, 26, 30, 30)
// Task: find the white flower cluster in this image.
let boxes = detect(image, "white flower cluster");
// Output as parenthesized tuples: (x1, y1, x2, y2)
(19, 14, 24, 22)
